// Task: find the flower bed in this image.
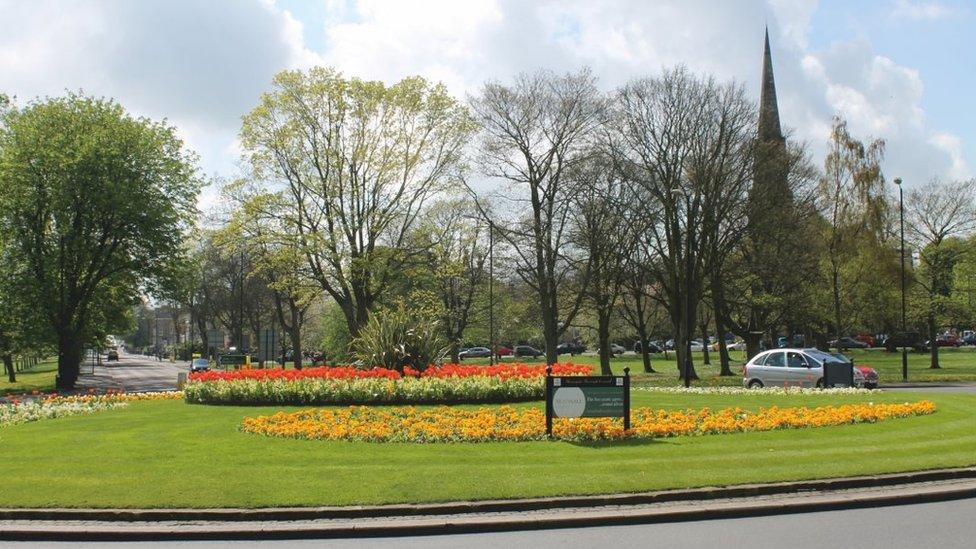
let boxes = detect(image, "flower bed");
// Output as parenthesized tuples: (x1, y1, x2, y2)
(1, 397, 124, 428)
(637, 386, 879, 395)
(185, 364, 591, 406)
(240, 401, 937, 443)
(188, 363, 589, 382)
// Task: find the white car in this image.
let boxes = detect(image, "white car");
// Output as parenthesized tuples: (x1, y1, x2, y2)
(743, 348, 873, 389)
(710, 340, 746, 351)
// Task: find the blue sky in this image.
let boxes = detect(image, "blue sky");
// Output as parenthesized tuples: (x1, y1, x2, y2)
(0, 0, 970, 207)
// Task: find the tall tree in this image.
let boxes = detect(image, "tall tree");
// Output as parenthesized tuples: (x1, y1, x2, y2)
(241, 68, 475, 338)
(816, 118, 887, 346)
(470, 68, 604, 364)
(572, 154, 639, 374)
(414, 200, 489, 363)
(0, 95, 199, 389)
(905, 178, 976, 369)
(609, 67, 756, 383)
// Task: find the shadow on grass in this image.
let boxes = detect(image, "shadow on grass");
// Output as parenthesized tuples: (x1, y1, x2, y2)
(564, 437, 662, 449)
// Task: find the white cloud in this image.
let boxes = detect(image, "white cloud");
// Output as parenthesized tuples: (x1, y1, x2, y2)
(891, 0, 953, 20)
(929, 132, 971, 179)
(0, 0, 968, 199)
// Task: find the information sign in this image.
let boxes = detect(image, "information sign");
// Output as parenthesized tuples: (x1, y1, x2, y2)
(545, 368, 630, 436)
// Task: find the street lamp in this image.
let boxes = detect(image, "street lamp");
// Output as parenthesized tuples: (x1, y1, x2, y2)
(488, 219, 495, 366)
(895, 177, 908, 382)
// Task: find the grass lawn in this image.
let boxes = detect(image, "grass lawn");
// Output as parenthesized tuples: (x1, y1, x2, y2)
(0, 359, 58, 396)
(0, 390, 973, 508)
(458, 348, 976, 384)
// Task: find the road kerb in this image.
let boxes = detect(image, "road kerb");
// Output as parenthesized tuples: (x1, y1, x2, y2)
(0, 479, 973, 541)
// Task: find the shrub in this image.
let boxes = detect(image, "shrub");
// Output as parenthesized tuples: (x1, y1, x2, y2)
(350, 307, 446, 373)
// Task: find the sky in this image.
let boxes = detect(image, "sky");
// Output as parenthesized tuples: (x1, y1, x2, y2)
(1, 0, 972, 210)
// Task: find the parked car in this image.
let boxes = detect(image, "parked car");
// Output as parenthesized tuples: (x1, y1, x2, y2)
(496, 346, 513, 357)
(634, 340, 663, 354)
(712, 340, 746, 351)
(830, 352, 879, 389)
(189, 358, 211, 373)
(853, 334, 876, 348)
(963, 332, 976, 346)
(929, 335, 962, 348)
(556, 342, 586, 356)
(828, 336, 868, 350)
(598, 343, 627, 355)
(881, 332, 928, 352)
(514, 345, 543, 358)
(106, 350, 119, 361)
(459, 347, 492, 359)
(743, 348, 871, 389)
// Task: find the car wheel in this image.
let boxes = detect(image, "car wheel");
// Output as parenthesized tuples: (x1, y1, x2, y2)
(816, 378, 824, 388)
(748, 379, 764, 389)
(865, 382, 877, 389)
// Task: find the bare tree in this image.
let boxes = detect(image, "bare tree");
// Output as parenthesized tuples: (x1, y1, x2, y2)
(470, 68, 605, 364)
(609, 67, 756, 384)
(571, 154, 641, 374)
(906, 178, 976, 369)
(418, 200, 490, 363)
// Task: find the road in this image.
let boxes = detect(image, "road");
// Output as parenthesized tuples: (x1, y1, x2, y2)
(2, 497, 972, 548)
(75, 351, 186, 393)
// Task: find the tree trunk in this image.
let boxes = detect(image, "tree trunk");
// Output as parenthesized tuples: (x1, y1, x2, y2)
(56, 333, 83, 391)
(449, 340, 461, 364)
(597, 308, 612, 375)
(831, 266, 842, 346)
(710, 272, 733, 375)
(287, 302, 302, 370)
(542, 297, 559, 366)
(928, 313, 941, 369)
(700, 320, 710, 366)
(3, 354, 14, 383)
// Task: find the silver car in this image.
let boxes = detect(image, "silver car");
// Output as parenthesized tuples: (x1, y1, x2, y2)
(743, 348, 866, 389)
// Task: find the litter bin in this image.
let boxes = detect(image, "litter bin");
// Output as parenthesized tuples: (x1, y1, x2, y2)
(823, 362, 854, 388)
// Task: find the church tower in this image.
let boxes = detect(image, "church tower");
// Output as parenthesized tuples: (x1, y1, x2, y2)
(758, 27, 785, 146)
(751, 26, 792, 205)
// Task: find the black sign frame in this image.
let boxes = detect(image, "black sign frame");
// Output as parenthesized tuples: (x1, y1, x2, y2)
(545, 367, 630, 436)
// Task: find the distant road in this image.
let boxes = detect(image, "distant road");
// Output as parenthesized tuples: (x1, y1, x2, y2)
(75, 352, 186, 393)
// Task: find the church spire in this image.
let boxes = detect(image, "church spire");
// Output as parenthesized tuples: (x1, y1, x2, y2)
(758, 26, 784, 143)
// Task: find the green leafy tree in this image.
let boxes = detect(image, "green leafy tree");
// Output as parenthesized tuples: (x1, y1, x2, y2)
(0, 94, 200, 389)
(816, 118, 888, 345)
(906, 178, 976, 368)
(240, 68, 475, 339)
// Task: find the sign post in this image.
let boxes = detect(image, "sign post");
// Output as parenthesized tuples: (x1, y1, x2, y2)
(545, 366, 631, 437)
(258, 329, 279, 366)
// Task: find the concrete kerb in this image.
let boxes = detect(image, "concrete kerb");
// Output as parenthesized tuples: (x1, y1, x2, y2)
(0, 467, 972, 525)
(1, 479, 975, 541)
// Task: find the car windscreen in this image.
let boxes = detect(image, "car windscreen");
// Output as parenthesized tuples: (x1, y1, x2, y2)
(802, 350, 848, 365)
(192, 359, 209, 367)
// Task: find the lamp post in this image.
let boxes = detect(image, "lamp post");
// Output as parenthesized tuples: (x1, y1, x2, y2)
(895, 177, 908, 382)
(488, 219, 495, 365)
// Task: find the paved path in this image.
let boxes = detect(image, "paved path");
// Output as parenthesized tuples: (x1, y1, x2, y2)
(75, 352, 187, 393)
(1, 476, 972, 542)
(1, 491, 973, 547)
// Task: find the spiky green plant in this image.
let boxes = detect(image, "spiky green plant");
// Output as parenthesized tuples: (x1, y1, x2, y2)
(351, 307, 447, 373)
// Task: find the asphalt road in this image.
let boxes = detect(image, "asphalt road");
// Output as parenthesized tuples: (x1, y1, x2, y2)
(4, 497, 973, 548)
(75, 351, 186, 393)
